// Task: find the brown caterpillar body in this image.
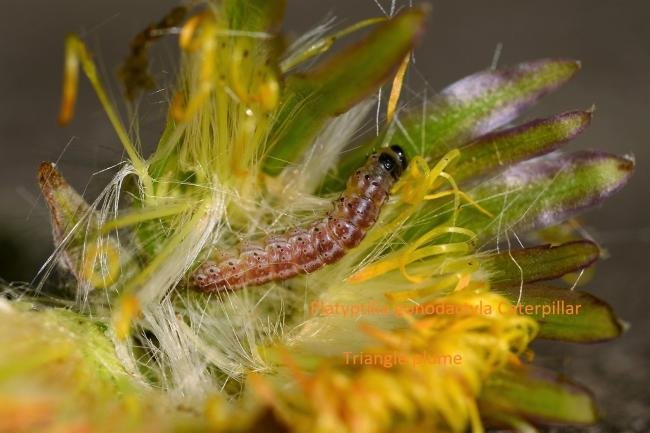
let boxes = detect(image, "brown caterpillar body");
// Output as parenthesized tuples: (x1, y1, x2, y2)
(192, 145, 408, 292)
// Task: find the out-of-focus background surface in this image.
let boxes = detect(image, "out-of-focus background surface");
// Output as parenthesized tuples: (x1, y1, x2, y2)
(1, 1, 648, 430)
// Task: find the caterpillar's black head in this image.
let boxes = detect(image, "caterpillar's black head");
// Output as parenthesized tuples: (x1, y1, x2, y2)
(390, 145, 408, 171)
(378, 145, 408, 179)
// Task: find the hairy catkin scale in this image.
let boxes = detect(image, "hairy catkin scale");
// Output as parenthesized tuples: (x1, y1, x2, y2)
(192, 145, 408, 292)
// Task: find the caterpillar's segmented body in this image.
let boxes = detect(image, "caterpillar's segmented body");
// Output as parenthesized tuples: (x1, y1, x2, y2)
(192, 145, 408, 292)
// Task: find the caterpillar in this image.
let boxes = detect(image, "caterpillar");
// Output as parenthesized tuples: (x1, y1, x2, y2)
(192, 145, 408, 292)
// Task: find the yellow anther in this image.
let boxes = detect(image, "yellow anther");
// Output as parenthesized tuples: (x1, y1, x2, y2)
(174, 13, 217, 121)
(386, 52, 410, 124)
(80, 241, 121, 288)
(113, 294, 140, 340)
(170, 92, 187, 121)
(179, 13, 207, 51)
(257, 73, 280, 112)
(204, 395, 231, 430)
(58, 35, 81, 126)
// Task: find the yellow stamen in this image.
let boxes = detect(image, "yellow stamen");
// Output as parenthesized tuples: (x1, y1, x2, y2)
(386, 52, 410, 124)
(174, 14, 217, 121)
(179, 13, 207, 51)
(400, 226, 476, 278)
(80, 241, 121, 288)
(58, 38, 79, 126)
(256, 73, 280, 112)
(112, 294, 140, 340)
(349, 149, 493, 284)
(57, 35, 151, 192)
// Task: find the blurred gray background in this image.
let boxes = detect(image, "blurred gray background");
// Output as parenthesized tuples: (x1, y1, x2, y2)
(1, 1, 648, 430)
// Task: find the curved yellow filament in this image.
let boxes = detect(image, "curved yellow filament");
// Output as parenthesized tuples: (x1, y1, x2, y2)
(399, 226, 476, 283)
(173, 14, 217, 121)
(179, 12, 208, 51)
(349, 149, 493, 285)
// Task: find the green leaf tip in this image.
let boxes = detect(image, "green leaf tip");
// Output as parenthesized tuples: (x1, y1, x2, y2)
(453, 109, 593, 183)
(263, 5, 430, 175)
(462, 151, 635, 241)
(484, 240, 600, 287)
(38, 161, 91, 247)
(499, 285, 624, 342)
(406, 58, 582, 157)
(480, 365, 598, 426)
(331, 58, 582, 189)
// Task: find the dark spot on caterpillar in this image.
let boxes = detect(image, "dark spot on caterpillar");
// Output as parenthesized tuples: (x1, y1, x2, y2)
(192, 146, 408, 293)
